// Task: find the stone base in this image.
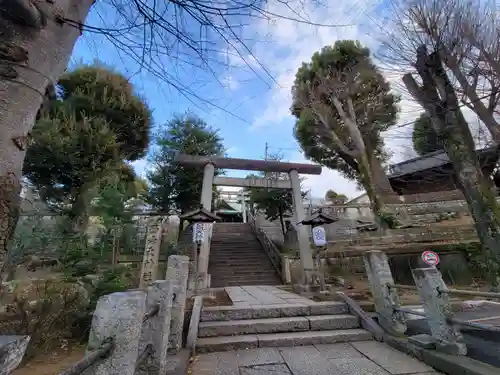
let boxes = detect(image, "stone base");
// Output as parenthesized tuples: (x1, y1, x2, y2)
(408, 334, 436, 349)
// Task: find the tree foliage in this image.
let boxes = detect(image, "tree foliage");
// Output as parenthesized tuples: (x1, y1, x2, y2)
(291, 40, 400, 222)
(325, 189, 347, 201)
(412, 113, 443, 156)
(147, 114, 225, 214)
(23, 65, 152, 222)
(246, 154, 304, 235)
(291, 40, 398, 184)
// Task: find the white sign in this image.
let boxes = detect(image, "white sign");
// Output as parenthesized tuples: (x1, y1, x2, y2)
(193, 222, 205, 243)
(312, 226, 327, 247)
(422, 250, 440, 266)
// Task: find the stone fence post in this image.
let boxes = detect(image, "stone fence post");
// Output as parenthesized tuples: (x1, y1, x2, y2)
(139, 217, 167, 289)
(85, 291, 146, 375)
(412, 267, 467, 355)
(139, 280, 175, 374)
(363, 250, 407, 335)
(0, 335, 30, 375)
(166, 255, 189, 353)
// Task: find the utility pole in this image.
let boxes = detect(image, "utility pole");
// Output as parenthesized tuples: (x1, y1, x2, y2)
(264, 142, 268, 161)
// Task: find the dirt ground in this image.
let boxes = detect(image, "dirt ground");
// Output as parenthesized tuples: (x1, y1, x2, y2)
(13, 345, 86, 375)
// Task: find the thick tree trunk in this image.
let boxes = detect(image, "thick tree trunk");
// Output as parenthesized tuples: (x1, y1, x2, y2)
(404, 47, 500, 285)
(278, 205, 286, 236)
(368, 153, 400, 204)
(0, 0, 94, 276)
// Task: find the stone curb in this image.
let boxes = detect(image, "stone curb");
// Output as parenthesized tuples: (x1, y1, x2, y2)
(384, 335, 498, 375)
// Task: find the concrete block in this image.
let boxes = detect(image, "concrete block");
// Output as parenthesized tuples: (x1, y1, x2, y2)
(254, 304, 310, 318)
(352, 340, 435, 374)
(257, 329, 373, 348)
(408, 334, 436, 349)
(196, 335, 258, 353)
(309, 302, 348, 316)
(85, 291, 146, 375)
(307, 315, 359, 331)
(0, 335, 30, 375)
(235, 348, 284, 366)
(198, 317, 309, 337)
(201, 306, 253, 321)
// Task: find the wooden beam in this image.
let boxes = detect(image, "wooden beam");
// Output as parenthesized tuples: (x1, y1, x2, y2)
(213, 176, 292, 189)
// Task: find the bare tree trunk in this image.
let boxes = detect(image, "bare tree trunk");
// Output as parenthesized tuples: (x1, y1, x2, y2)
(0, 0, 94, 277)
(278, 205, 286, 236)
(404, 46, 500, 285)
(368, 153, 400, 203)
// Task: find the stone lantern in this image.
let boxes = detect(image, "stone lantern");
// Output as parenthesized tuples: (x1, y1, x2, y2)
(180, 206, 221, 292)
(299, 208, 337, 291)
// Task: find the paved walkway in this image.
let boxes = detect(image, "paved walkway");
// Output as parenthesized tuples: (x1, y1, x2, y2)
(191, 341, 442, 375)
(224, 285, 315, 307)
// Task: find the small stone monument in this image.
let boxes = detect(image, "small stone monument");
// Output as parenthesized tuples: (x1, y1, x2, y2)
(283, 220, 300, 255)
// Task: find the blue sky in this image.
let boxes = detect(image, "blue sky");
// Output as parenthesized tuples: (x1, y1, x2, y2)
(69, 0, 425, 200)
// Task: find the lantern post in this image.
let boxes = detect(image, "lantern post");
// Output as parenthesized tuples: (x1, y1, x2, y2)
(299, 208, 337, 291)
(180, 206, 221, 293)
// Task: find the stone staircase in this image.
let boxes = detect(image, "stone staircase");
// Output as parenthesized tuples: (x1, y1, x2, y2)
(196, 301, 373, 352)
(208, 223, 282, 287)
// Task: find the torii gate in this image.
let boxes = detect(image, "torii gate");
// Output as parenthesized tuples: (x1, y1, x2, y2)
(174, 154, 322, 286)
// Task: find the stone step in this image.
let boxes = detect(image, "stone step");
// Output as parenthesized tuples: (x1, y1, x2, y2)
(211, 258, 269, 261)
(209, 258, 272, 264)
(209, 269, 278, 275)
(196, 329, 373, 352)
(198, 315, 360, 337)
(201, 302, 348, 321)
(210, 281, 282, 288)
(210, 278, 282, 287)
(210, 246, 264, 250)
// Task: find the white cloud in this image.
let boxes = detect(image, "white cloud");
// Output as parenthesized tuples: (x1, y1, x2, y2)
(130, 158, 149, 178)
(220, 75, 240, 91)
(289, 152, 362, 200)
(226, 146, 239, 156)
(246, 1, 386, 130)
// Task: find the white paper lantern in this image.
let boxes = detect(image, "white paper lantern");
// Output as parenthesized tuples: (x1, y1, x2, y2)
(312, 226, 327, 247)
(193, 222, 205, 243)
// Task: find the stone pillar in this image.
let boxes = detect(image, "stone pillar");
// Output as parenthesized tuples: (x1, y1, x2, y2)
(241, 192, 247, 223)
(140, 280, 175, 374)
(199, 163, 215, 284)
(363, 250, 407, 335)
(86, 291, 147, 375)
(197, 222, 213, 289)
(288, 169, 314, 284)
(0, 335, 30, 375)
(139, 217, 165, 289)
(200, 163, 215, 211)
(412, 267, 467, 355)
(166, 255, 189, 353)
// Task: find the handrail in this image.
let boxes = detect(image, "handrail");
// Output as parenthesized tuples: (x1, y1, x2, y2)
(437, 287, 500, 299)
(135, 343, 153, 370)
(393, 306, 427, 317)
(336, 292, 384, 341)
(387, 283, 419, 291)
(59, 338, 114, 375)
(248, 212, 283, 279)
(143, 303, 160, 323)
